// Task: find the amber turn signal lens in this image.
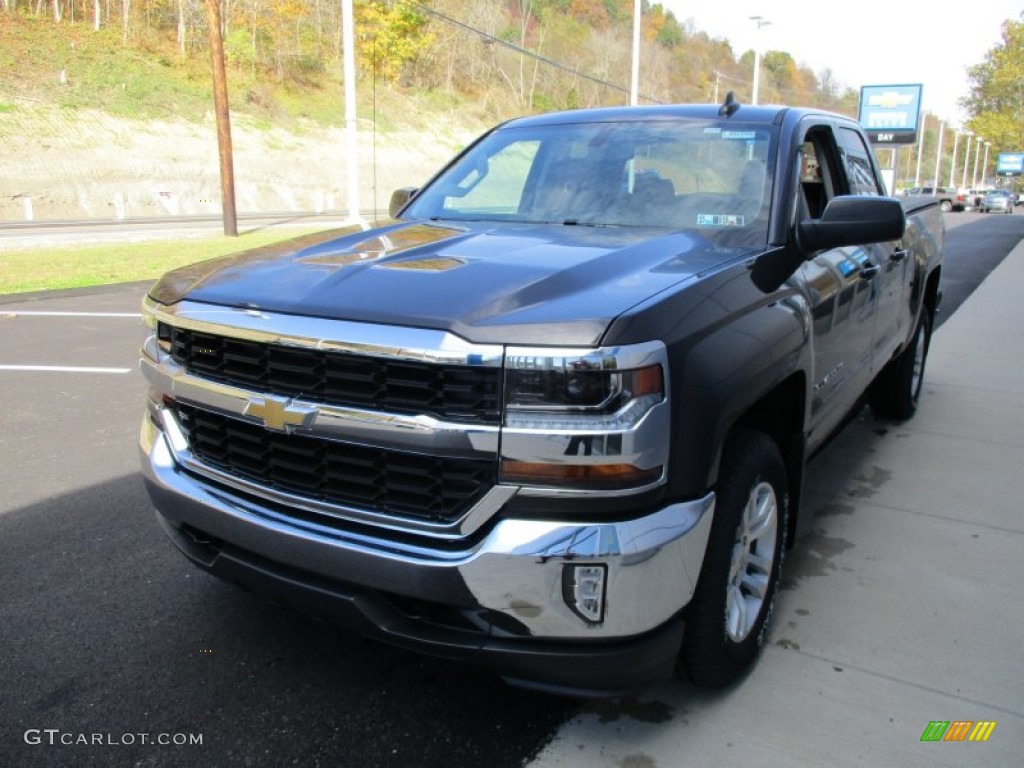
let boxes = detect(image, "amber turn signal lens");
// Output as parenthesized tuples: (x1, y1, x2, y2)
(500, 459, 662, 490)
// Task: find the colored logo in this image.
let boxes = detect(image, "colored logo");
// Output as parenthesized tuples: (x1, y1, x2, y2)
(244, 395, 317, 432)
(920, 721, 997, 742)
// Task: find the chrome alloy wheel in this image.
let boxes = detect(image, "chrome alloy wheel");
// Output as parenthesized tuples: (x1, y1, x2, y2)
(725, 480, 779, 643)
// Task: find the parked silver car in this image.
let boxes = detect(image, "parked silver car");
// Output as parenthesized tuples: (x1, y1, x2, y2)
(980, 190, 1013, 214)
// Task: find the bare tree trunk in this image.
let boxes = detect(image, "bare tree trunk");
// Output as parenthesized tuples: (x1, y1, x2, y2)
(177, 0, 186, 55)
(250, 5, 257, 76)
(52, 0, 61, 23)
(528, 28, 545, 110)
(516, 0, 532, 108)
(93, 0, 100, 29)
(121, 0, 129, 43)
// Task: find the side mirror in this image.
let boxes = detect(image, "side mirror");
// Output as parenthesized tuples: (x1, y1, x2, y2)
(750, 196, 907, 294)
(797, 196, 906, 254)
(389, 187, 419, 219)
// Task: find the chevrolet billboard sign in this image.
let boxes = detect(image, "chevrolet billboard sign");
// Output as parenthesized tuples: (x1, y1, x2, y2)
(859, 84, 923, 145)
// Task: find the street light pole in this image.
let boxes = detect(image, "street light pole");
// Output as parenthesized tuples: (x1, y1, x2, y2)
(629, 0, 641, 106)
(981, 142, 991, 187)
(914, 114, 926, 187)
(932, 121, 944, 187)
(961, 132, 973, 189)
(948, 131, 960, 188)
(341, 0, 361, 226)
(750, 16, 771, 105)
(972, 137, 983, 188)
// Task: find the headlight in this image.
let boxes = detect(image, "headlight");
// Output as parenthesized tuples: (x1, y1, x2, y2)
(506, 355, 662, 412)
(500, 342, 670, 494)
(140, 298, 173, 362)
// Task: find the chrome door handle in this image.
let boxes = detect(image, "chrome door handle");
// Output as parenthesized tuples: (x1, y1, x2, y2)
(859, 262, 880, 280)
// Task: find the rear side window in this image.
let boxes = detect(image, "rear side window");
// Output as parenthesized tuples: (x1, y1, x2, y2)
(838, 127, 883, 196)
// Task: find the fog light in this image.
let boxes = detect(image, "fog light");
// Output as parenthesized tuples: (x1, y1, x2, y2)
(563, 564, 607, 625)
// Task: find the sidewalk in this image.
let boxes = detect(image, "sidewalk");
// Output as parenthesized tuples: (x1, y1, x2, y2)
(528, 243, 1024, 766)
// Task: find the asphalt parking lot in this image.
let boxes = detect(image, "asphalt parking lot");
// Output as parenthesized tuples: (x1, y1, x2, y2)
(1, 213, 1022, 767)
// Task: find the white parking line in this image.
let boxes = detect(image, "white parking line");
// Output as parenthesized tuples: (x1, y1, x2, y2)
(0, 311, 141, 318)
(0, 365, 132, 374)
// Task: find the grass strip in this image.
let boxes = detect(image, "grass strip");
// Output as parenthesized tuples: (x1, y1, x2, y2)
(0, 227, 327, 295)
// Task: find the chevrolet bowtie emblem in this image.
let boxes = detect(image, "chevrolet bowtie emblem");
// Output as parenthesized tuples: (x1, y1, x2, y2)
(244, 395, 317, 432)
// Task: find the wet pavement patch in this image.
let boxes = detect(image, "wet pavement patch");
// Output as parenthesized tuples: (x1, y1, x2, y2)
(781, 530, 855, 589)
(814, 502, 856, 517)
(847, 465, 892, 499)
(619, 754, 658, 768)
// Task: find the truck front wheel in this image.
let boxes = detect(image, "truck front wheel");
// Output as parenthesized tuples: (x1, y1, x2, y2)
(680, 429, 788, 688)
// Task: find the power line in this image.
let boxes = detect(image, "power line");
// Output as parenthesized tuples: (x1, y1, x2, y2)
(400, 1, 664, 105)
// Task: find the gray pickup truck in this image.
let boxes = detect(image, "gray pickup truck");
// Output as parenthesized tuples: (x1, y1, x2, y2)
(902, 186, 965, 212)
(139, 99, 943, 696)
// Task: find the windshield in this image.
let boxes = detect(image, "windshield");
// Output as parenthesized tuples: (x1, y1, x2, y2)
(404, 119, 776, 245)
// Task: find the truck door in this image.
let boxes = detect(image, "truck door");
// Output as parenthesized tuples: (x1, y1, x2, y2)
(837, 125, 909, 366)
(794, 126, 880, 451)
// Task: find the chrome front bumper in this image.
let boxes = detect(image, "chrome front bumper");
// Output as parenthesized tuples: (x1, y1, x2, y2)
(140, 413, 714, 642)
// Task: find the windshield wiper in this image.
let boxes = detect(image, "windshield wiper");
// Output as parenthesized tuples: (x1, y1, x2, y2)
(562, 219, 621, 228)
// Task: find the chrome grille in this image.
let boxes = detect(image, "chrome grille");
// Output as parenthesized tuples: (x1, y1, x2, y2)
(161, 324, 501, 424)
(175, 404, 496, 524)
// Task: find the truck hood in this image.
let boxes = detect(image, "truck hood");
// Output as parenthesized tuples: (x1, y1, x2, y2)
(151, 221, 758, 345)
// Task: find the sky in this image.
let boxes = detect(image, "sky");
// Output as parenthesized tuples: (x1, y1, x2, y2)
(660, 0, 1022, 126)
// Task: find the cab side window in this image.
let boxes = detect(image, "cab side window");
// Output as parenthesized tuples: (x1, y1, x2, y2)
(798, 129, 841, 219)
(799, 141, 826, 218)
(838, 127, 884, 196)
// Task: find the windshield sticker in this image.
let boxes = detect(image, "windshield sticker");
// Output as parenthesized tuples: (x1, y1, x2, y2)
(722, 131, 757, 140)
(697, 213, 745, 227)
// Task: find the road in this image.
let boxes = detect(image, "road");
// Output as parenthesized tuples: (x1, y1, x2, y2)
(0, 212, 1019, 767)
(0, 213, 386, 251)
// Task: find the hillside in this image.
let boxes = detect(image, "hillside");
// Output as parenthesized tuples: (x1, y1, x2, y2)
(0, 4, 857, 222)
(0, 10, 494, 221)
(0, 88, 485, 221)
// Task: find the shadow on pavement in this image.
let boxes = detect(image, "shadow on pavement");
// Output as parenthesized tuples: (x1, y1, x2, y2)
(0, 474, 576, 768)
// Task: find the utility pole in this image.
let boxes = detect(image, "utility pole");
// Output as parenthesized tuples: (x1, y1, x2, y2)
(204, 0, 237, 236)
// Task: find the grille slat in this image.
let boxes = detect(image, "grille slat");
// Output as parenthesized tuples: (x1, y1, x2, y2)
(165, 325, 500, 423)
(177, 404, 495, 524)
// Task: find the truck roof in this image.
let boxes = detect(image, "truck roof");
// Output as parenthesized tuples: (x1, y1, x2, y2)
(500, 103, 844, 129)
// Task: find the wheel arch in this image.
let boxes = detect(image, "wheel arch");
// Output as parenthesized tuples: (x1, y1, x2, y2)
(727, 372, 807, 549)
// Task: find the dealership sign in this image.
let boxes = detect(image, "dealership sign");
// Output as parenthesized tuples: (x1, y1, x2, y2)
(858, 84, 923, 145)
(996, 153, 1024, 176)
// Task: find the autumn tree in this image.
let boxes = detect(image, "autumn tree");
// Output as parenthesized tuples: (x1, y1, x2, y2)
(962, 15, 1024, 157)
(355, 1, 432, 85)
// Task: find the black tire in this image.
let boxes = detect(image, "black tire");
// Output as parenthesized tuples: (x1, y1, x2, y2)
(869, 307, 933, 420)
(680, 429, 788, 688)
